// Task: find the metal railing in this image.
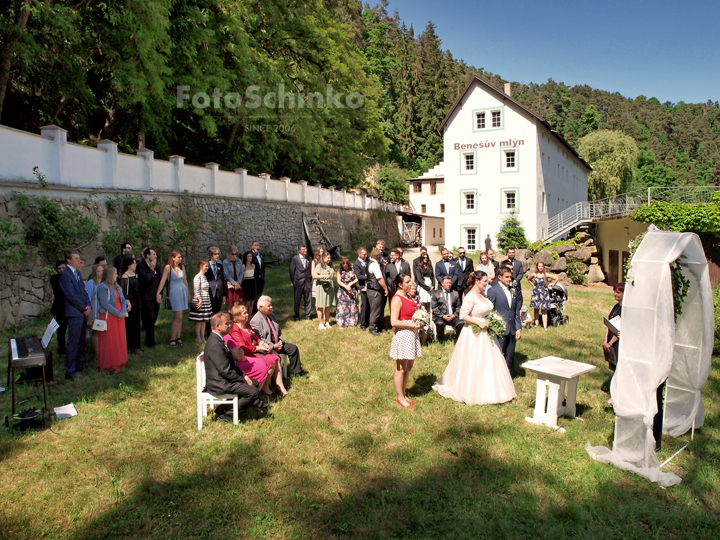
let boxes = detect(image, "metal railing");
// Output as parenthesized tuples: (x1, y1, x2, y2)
(542, 186, 720, 242)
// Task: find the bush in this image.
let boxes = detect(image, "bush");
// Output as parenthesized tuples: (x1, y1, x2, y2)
(567, 261, 588, 285)
(496, 212, 529, 251)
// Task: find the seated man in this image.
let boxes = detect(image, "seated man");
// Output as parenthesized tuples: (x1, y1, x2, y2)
(250, 295, 306, 378)
(431, 276, 464, 343)
(203, 312, 262, 419)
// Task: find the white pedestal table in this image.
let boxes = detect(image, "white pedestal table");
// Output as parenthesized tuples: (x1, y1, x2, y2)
(521, 356, 596, 432)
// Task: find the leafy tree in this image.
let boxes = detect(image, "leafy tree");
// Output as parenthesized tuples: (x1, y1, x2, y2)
(496, 213, 529, 251)
(376, 163, 409, 204)
(578, 130, 638, 200)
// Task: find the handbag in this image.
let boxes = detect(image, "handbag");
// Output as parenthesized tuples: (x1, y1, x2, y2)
(90, 286, 107, 332)
(164, 269, 173, 310)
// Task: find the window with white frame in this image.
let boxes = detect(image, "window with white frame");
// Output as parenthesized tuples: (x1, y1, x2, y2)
(464, 192, 475, 211)
(465, 228, 477, 251)
(475, 112, 485, 129)
(504, 190, 517, 211)
(492, 110, 501, 128)
(464, 152, 475, 172)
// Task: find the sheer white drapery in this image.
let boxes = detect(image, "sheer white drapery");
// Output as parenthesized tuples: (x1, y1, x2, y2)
(586, 231, 713, 487)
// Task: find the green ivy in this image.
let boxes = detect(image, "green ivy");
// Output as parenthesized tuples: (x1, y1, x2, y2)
(670, 258, 691, 322)
(632, 200, 720, 233)
(103, 195, 168, 260)
(0, 219, 34, 269)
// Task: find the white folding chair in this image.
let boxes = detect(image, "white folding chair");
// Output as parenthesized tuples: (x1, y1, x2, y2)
(196, 354, 239, 430)
(280, 353, 288, 379)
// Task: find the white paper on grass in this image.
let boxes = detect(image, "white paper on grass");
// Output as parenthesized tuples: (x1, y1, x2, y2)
(586, 231, 713, 488)
(54, 404, 78, 419)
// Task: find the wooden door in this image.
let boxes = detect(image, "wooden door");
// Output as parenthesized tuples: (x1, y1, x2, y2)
(608, 250, 619, 286)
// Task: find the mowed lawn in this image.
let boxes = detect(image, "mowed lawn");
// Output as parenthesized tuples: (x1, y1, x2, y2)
(1, 264, 719, 539)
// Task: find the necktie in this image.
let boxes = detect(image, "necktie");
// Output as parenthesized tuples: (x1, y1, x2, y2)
(445, 291, 451, 315)
(264, 315, 278, 343)
(212, 263, 217, 278)
(302, 257, 306, 269)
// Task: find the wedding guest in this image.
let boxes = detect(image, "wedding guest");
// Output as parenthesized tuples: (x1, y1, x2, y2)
(206, 246, 226, 334)
(527, 261, 558, 330)
(602, 282, 625, 372)
(485, 234, 492, 251)
(94, 256, 107, 267)
(456, 247, 474, 299)
(113, 242, 133, 272)
(190, 260, 213, 343)
(97, 266, 128, 373)
(435, 248, 459, 291)
(336, 257, 359, 327)
(156, 250, 191, 347)
(59, 249, 91, 380)
(390, 274, 421, 408)
(313, 252, 336, 329)
(251, 296, 306, 378)
(366, 248, 389, 335)
(397, 247, 410, 268)
(85, 263, 104, 358)
(431, 276, 464, 343)
(50, 260, 68, 354)
(414, 252, 435, 311)
(251, 241, 266, 300)
(203, 312, 262, 419)
(487, 248, 500, 284)
(289, 244, 312, 321)
(137, 247, 161, 348)
(241, 251, 258, 314)
(228, 304, 288, 398)
(476, 251, 496, 291)
(310, 246, 325, 300)
(120, 256, 141, 353)
(505, 247, 525, 284)
(386, 248, 411, 298)
(223, 245, 244, 308)
(375, 239, 388, 267)
(412, 246, 429, 281)
(353, 248, 370, 330)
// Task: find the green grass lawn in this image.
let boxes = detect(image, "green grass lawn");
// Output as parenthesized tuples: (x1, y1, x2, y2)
(1, 265, 719, 539)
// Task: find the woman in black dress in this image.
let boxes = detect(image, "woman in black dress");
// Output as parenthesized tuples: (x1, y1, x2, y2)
(414, 253, 435, 311)
(120, 256, 142, 354)
(602, 282, 624, 371)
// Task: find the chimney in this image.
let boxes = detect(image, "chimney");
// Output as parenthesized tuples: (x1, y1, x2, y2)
(504, 82, 512, 96)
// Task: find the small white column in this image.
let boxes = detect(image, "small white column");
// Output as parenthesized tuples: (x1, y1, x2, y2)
(361, 192, 367, 210)
(97, 139, 118, 189)
(315, 183, 322, 205)
(280, 177, 291, 202)
(234, 168, 247, 199)
(329, 187, 335, 207)
(260, 173, 270, 200)
(341, 189, 347, 207)
(40, 124, 68, 186)
(169, 155, 185, 193)
(299, 180, 308, 204)
(205, 162, 219, 196)
(137, 148, 154, 191)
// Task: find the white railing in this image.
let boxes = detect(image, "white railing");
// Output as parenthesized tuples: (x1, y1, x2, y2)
(543, 186, 720, 242)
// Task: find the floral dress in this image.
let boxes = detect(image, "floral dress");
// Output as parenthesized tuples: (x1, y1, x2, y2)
(336, 271, 359, 327)
(529, 276, 551, 310)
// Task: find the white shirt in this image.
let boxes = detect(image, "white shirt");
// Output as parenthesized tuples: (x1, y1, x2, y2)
(368, 258, 383, 280)
(499, 283, 512, 308)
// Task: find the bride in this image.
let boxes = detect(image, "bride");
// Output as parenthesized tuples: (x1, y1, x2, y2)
(432, 270, 516, 405)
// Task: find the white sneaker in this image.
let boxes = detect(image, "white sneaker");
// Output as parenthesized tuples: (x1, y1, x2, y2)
(318, 324, 326, 330)
(325, 322, 331, 328)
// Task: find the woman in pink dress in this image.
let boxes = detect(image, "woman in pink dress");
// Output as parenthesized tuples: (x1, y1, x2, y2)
(96, 266, 129, 373)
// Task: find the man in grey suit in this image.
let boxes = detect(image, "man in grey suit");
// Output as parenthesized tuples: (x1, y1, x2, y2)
(250, 295, 306, 378)
(289, 244, 312, 321)
(385, 248, 411, 297)
(431, 276, 464, 343)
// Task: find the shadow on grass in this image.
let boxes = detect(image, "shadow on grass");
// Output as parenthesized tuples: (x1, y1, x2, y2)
(407, 373, 437, 397)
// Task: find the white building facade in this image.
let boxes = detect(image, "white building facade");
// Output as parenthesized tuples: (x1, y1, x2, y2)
(437, 76, 591, 251)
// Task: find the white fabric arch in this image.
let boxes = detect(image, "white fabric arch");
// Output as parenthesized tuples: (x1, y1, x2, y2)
(586, 230, 713, 487)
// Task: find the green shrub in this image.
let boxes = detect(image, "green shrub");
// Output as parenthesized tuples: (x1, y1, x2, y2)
(567, 261, 588, 286)
(496, 212, 529, 251)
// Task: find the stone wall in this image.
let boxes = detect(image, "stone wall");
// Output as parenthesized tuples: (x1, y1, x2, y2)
(0, 183, 401, 328)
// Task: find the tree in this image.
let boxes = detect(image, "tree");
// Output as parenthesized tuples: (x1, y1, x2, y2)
(376, 163, 409, 204)
(496, 212, 529, 251)
(578, 130, 638, 200)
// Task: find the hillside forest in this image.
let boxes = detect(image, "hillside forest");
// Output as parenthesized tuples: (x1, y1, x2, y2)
(1, 0, 718, 202)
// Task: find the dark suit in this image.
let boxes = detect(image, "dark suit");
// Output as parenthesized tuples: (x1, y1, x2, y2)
(50, 273, 68, 353)
(507, 257, 525, 285)
(289, 252, 313, 319)
(486, 283, 522, 370)
(489, 259, 501, 285)
(203, 332, 258, 410)
(435, 259, 459, 291)
(250, 311, 303, 376)
(58, 266, 91, 377)
(431, 288, 464, 342)
(385, 260, 411, 297)
(353, 257, 370, 329)
(252, 251, 266, 298)
(455, 256, 475, 298)
(205, 259, 226, 335)
(137, 258, 162, 347)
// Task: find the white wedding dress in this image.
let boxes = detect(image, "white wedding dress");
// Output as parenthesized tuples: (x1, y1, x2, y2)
(432, 291, 516, 405)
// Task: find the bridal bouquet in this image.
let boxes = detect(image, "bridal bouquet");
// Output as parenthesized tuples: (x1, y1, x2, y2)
(412, 307, 435, 340)
(472, 311, 506, 337)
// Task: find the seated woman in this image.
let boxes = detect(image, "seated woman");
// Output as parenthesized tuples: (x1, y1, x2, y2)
(226, 304, 288, 398)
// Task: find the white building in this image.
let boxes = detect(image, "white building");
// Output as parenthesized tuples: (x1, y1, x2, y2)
(427, 75, 590, 251)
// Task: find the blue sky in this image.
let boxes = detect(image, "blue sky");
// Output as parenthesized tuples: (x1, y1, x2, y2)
(385, 0, 719, 104)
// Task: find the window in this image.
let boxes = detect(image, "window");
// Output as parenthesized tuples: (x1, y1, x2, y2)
(476, 112, 485, 129)
(413, 182, 422, 193)
(439, 228, 443, 238)
(464, 153, 475, 171)
(492, 111, 501, 128)
(421, 204, 426, 214)
(433, 228, 436, 238)
(430, 182, 437, 195)
(466, 228, 477, 251)
(505, 151, 516, 169)
(440, 204, 445, 213)
(505, 190, 517, 211)
(465, 192, 475, 210)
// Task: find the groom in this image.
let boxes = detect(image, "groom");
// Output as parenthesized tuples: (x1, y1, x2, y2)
(486, 266, 522, 371)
